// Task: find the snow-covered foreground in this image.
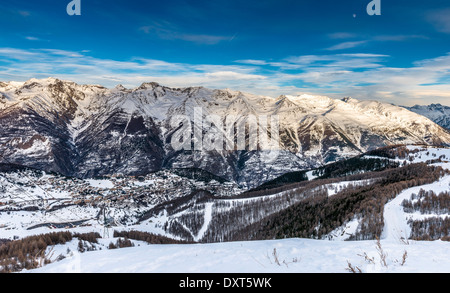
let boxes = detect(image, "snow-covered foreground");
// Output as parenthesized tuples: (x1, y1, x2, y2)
(26, 174, 450, 273)
(9, 146, 450, 273)
(26, 237, 449, 273)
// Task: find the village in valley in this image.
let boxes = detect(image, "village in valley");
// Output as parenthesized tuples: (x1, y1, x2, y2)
(0, 167, 242, 233)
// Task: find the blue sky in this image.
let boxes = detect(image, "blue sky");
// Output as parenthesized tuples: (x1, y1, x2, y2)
(1, 0, 450, 106)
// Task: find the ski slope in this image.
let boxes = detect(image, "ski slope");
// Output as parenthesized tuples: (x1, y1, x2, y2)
(382, 174, 450, 242)
(26, 236, 449, 273)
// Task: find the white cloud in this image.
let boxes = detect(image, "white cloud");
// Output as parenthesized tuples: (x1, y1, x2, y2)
(325, 41, 368, 51)
(234, 59, 268, 66)
(373, 35, 428, 41)
(426, 8, 450, 33)
(0, 48, 41, 60)
(139, 23, 230, 45)
(25, 36, 40, 41)
(0, 48, 268, 92)
(18, 10, 30, 17)
(327, 32, 358, 39)
(206, 71, 266, 80)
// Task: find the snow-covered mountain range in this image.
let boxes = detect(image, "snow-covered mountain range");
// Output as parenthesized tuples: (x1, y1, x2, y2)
(1, 78, 450, 188)
(405, 104, 450, 130)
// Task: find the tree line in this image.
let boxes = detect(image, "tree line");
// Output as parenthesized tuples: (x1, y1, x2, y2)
(0, 231, 100, 273)
(113, 230, 193, 244)
(402, 189, 449, 215)
(216, 163, 448, 242)
(408, 217, 450, 241)
(153, 162, 448, 243)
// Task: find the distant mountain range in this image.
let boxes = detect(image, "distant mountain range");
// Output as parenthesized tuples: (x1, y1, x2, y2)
(405, 104, 450, 130)
(1, 78, 450, 188)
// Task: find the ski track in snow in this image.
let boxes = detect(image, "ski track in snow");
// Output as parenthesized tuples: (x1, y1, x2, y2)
(194, 202, 213, 242)
(382, 174, 450, 243)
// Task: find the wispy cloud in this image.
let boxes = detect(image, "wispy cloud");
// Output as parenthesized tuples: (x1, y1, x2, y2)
(234, 59, 268, 66)
(0, 48, 41, 60)
(324, 33, 428, 52)
(0, 48, 266, 91)
(205, 71, 266, 81)
(238, 52, 450, 106)
(139, 22, 230, 45)
(25, 36, 40, 41)
(325, 41, 368, 51)
(327, 32, 358, 39)
(373, 35, 428, 41)
(277, 53, 388, 69)
(17, 10, 31, 17)
(426, 8, 450, 33)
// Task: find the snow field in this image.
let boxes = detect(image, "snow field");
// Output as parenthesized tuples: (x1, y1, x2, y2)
(27, 237, 449, 273)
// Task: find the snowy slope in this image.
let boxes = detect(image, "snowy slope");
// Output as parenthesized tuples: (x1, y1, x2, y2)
(26, 236, 450, 273)
(382, 172, 450, 242)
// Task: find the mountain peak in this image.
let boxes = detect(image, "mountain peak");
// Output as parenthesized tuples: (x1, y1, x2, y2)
(283, 94, 336, 109)
(28, 77, 60, 83)
(22, 77, 60, 88)
(406, 103, 450, 130)
(341, 97, 356, 103)
(114, 84, 128, 91)
(137, 82, 161, 90)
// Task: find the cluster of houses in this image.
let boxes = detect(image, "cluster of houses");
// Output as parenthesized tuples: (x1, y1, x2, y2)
(0, 169, 243, 211)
